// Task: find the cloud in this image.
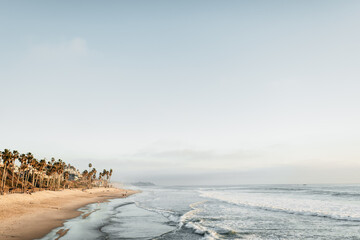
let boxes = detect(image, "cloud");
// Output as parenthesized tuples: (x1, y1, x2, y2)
(89, 148, 278, 178)
(135, 149, 264, 169)
(27, 37, 88, 61)
(12, 37, 90, 80)
(68, 38, 88, 55)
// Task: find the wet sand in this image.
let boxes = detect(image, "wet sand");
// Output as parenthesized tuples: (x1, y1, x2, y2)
(0, 187, 137, 240)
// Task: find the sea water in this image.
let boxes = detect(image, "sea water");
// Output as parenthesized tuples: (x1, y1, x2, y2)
(39, 184, 360, 239)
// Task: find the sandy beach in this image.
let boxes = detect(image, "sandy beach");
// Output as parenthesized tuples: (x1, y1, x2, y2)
(0, 187, 137, 240)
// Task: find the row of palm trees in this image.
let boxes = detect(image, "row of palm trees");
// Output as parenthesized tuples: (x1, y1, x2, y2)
(81, 166, 113, 188)
(0, 149, 113, 194)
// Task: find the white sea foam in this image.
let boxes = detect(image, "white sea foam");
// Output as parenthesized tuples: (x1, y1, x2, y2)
(184, 221, 221, 240)
(179, 201, 206, 227)
(200, 190, 360, 222)
(135, 202, 181, 223)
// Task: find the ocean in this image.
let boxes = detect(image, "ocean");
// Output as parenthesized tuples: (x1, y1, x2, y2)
(39, 184, 360, 239)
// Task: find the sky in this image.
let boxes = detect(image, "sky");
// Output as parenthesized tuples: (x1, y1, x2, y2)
(1, 0, 360, 185)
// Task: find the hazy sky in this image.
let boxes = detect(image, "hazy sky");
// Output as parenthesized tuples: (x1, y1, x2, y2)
(1, 1, 360, 185)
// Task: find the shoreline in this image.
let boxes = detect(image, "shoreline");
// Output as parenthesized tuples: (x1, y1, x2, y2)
(0, 187, 138, 240)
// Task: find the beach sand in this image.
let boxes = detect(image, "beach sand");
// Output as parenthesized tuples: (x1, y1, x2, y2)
(0, 187, 137, 240)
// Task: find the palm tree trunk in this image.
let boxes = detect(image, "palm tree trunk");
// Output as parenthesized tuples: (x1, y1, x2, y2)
(1, 164, 7, 190)
(15, 171, 21, 189)
(3, 167, 8, 191)
(26, 171, 31, 186)
(22, 173, 25, 192)
(34, 175, 38, 188)
(0, 169, 2, 190)
(11, 169, 15, 188)
(32, 172, 35, 187)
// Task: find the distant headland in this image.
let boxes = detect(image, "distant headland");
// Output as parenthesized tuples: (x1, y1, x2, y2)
(131, 181, 156, 186)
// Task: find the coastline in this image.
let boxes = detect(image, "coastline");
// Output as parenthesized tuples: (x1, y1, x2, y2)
(0, 187, 138, 240)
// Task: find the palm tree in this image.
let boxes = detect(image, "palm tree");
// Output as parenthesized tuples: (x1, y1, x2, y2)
(46, 160, 56, 189)
(64, 171, 70, 189)
(1, 149, 13, 191)
(56, 160, 65, 190)
(89, 168, 97, 188)
(33, 159, 45, 188)
(88, 163, 92, 174)
(10, 150, 19, 188)
(101, 169, 106, 187)
(18, 154, 27, 191)
(24, 153, 34, 190)
(99, 172, 103, 187)
(109, 169, 113, 185)
(82, 170, 88, 187)
(30, 158, 39, 187)
(38, 159, 47, 189)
